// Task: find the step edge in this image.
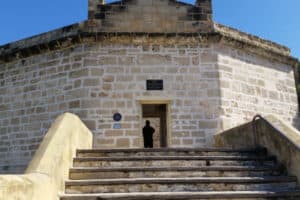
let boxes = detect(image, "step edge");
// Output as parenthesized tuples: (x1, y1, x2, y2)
(73, 155, 276, 161)
(77, 148, 266, 154)
(69, 166, 281, 173)
(60, 190, 300, 198)
(65, 176, 297, 186)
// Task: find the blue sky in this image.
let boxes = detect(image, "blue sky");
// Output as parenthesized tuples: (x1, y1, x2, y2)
(0, 0, 299, 59)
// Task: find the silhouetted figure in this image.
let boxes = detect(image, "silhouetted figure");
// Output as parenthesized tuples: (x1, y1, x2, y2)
(143, 120, 155, 148)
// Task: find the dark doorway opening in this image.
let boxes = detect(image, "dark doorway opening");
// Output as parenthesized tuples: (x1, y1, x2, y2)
(142, 104, 167, 148)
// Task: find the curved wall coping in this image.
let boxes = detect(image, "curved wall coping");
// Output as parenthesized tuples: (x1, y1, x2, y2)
(0, 113, 93, 200)
(261, 115, 300, 150)
(215, 114, 300, 185)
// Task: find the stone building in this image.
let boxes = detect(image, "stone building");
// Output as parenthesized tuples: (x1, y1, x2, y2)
(0, 0, 298, 173)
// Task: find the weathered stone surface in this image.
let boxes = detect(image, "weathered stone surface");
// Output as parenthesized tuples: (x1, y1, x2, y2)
(215, 115, 300, 185)
(217, 45, 298, 129)
(62, 147, 300, 199)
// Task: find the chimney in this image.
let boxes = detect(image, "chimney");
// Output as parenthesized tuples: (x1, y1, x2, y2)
(196, 0, 212, 14)
(88, 0, 105, 19)
(196, 0, 212, 22)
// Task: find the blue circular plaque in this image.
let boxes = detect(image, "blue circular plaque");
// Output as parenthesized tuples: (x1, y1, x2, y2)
(113, 113, 122, 122)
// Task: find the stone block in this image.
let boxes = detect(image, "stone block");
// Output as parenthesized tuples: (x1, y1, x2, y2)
(105, 130, 124, 137)
(124, 116, 139, 121)
(69, 100, 81, 109)
(171, 139, 180, 145)
(99, 57, 117, 65)
(102, 83, 112, 90)
(81, 99, 101, 108)
(207, 89, 220, 97)
(74, 80, 81, 88)
(220, 80, 230, 89)
(90, 68, 104, 76)
(143, 66, 165, 73)
(199, 120, 218, 129)
(132, 138, 142, 147)
(116, 75, 134, 82)
(202, 71, 219, 79)
(218, 64, 233, 73)
(69, 69, 89, 78)
(125, 130, 140, 137)
(269, 91, 279, 100)
(66, 89, 89, 99)
(36, 107, 46, 114)
(118, 57, 135, 65)
(98, 92, 109, 97)
(241, 84, 255, 95)
(137, 54, 172, 65)
(102, 75, 115, 82)
(83, 59, 98, 66)
(116, 138, 130, 147)
(192, 56, 200, 65)
(191, 131, 205, 137)
(83, 78, 100, 86)
(102, 101, 114, 107)
(106, 67, 124, 73)
(108, 49, 127, 55)
(131, 67, 141, 73)
(167, 67, 179, 73)
(97, 138, 114, 146)
(182, 139, 193, 145)
(173, 57, 190, 66)
(123, 93, 133, 99)
(200, 53, 217, 63)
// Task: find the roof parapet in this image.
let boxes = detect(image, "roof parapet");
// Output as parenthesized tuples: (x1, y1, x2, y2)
(88, 0, 105, 19)
(0, 0, 297, 66)
(196, 0, 212, 15)
(86, 0, 213, 33)
(214, 23, 291, 57)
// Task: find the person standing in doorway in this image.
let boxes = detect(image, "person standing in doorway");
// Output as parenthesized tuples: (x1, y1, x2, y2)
(143, 120, 155, 148)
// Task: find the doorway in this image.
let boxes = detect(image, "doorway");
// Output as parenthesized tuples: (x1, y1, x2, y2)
(142, 104, 167, 148)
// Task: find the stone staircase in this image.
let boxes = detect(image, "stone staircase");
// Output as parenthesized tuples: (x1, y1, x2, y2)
(60, 148, 300, 199)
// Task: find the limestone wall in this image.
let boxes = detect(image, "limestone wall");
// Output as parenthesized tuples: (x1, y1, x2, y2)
(0, 41, 220, 173)
(0, 35, 298, 173)
(216, 44, 298, 130)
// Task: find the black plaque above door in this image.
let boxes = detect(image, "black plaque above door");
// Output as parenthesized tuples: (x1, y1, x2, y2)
(146, 80, 163, 90)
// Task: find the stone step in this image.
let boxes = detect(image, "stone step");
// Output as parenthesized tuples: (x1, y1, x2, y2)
(69, 166, 282, 180)
(73, 156, 276, 168)
(60, 190, 300, 200)
(76, 148, 267, 158)
(65, 177, 297, 194)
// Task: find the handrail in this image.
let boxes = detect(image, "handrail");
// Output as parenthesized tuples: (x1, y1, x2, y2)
(252, 114, 263, 147)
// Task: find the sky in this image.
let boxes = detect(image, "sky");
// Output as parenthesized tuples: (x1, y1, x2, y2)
(0, 0, 299, 59)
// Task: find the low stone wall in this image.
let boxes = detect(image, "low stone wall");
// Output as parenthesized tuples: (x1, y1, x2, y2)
(0, 113, 93, 200)
(215, 115, 300, 184)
